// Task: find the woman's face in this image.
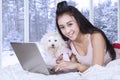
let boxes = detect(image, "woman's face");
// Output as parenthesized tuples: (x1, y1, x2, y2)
(58, 13, 80, 41)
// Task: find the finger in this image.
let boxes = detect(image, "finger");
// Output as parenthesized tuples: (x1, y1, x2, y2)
(57, 59, 65, 64)
(56, 60, 60, 64)
(54, 64, 64, 72)
(56, 54, 63, 64)
(58, 54, 63, 60)
(55, 66, 61, 72)
(59, 54, 63, 60)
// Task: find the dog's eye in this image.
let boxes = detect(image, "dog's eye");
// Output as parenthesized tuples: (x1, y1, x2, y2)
(48, 40, 51, 42)
(55, 40, 57, 42)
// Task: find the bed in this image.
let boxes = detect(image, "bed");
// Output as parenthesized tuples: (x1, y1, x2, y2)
(0, 59, 120, 80)
(0, 43, 120, 80)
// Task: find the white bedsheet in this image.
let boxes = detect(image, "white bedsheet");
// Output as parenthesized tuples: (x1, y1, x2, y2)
(0, 59, 120, 80)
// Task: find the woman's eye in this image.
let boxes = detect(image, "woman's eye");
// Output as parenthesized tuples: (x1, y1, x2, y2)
(68, 23, 72, 26)
(48, 40, 51, 42)
(60, 26, 64, 29)
(55, 40, 57, 42)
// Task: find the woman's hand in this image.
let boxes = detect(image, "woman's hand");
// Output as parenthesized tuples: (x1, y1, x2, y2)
(54, 60, 79, 72)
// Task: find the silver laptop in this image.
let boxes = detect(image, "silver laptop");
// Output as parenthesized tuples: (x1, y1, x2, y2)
(10, 42, 58, 75)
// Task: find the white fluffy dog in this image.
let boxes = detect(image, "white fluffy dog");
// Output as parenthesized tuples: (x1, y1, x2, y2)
(40, 31, 72, 66)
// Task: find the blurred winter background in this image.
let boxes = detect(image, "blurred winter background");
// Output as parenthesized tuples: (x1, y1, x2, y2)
(1, 0, 118, 68)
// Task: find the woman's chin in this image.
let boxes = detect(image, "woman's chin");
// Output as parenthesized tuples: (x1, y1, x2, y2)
(69, 37, 76, 41)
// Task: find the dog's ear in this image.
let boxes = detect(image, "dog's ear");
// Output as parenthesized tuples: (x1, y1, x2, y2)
(40, 32, 50, 43)
(40, 33, 49, 51)
(40, 34, 45, 45)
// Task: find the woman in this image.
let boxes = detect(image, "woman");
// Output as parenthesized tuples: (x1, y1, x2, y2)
(54, 1, 116, 72)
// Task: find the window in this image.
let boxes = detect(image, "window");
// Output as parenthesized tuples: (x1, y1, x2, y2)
(2, 0, 24, 67)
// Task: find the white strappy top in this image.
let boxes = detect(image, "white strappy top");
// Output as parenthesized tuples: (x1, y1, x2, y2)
(70, 34, 111, 66)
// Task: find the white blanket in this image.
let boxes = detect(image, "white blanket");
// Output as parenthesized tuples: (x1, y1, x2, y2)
(0, 59, 120, 80)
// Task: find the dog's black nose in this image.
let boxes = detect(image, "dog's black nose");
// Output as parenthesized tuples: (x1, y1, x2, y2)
(52, 44, 54, 47)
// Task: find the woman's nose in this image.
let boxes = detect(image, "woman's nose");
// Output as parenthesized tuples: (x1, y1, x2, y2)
(65, 27, 71, 33)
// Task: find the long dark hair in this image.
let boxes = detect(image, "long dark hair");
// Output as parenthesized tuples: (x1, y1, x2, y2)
(56, 1, 116, 60)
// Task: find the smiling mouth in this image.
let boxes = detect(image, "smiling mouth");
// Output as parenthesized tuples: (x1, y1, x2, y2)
(67, 32, 74, 38)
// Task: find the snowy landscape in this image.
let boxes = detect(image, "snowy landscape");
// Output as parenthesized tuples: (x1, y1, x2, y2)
(2, 51, 19, 68)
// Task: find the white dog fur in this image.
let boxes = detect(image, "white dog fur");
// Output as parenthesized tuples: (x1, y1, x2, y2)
(40, 31, 72, 66)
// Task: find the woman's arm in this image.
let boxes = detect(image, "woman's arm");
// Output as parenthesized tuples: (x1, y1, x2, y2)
(76, 63, 89, 72)
(91, 32, 106, 66)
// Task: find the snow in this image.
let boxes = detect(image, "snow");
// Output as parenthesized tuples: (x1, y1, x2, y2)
(2, 51, 19, 68)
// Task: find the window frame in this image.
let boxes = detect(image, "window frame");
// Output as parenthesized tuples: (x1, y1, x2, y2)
(0, 0, 2, 68)
(118, 0, 120, 42)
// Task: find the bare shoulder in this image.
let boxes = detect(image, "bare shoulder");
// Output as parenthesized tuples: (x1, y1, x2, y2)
(91, 32, 104, 42)
(90, 32, 106, 47)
